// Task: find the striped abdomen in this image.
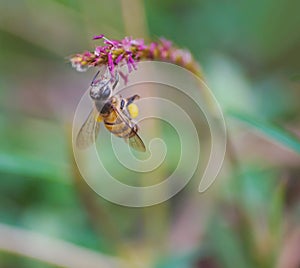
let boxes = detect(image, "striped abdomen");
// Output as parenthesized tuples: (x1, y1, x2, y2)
(102, 109, 137, 139)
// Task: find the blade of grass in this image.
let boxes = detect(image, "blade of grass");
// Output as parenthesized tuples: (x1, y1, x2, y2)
(227, 110, 300, 154)
(0, 222, 126, 268)
(0, 153, 71, 183)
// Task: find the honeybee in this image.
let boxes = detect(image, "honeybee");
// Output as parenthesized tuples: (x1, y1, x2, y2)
(76, 68, 146, 152)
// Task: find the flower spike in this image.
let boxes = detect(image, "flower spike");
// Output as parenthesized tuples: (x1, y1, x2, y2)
(69, 34, 202, 78)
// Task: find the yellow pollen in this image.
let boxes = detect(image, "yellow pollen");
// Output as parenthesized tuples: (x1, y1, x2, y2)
(127, 103, 139, 118)
(96, 115, 103, 122)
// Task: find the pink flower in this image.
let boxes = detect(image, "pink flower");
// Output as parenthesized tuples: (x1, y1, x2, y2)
(107, 52, 114, 73)
(93, 34, 104, 40)
(115, 53, 124, 64)
(69, 34, 202, 78)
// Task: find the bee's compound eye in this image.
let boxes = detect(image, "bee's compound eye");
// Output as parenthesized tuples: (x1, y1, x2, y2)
(101, 86, 111, 99)
(127, 103, 139, 118)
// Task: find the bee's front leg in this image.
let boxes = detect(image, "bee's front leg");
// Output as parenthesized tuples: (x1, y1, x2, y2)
(112, 69, 119, 90)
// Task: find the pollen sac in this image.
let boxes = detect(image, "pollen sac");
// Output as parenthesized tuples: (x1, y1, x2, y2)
(127, 103, 139, 119)
(96, 115, 103, 122)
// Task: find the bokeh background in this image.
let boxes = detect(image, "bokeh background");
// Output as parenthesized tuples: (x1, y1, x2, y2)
(1, 0, 300, 267)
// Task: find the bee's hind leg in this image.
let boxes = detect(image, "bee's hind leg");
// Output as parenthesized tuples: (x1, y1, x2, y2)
(126, 94, 140, 105)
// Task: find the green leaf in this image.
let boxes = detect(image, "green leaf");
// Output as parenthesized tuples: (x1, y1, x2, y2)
(227, 110, 300, 154)
(0, 153, 71, 183)
(208, 216, 252, 268)
(155, 251, 200, 268)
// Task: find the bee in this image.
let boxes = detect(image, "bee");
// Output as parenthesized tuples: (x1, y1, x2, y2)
(76, 68, 146, 152)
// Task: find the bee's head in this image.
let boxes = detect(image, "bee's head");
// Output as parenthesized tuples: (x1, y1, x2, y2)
(89, 79, 112, 101)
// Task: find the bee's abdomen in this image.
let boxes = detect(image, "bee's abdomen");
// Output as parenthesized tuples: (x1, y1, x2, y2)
(104, 118, 133, 138)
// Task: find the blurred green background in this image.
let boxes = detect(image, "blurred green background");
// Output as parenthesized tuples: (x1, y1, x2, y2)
(0, 0, 300, 267)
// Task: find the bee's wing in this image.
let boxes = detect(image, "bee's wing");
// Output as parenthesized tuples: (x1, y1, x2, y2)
(127, 132, 146, 152)
(76, 108, 101, 149)
(112, 106, 146, 152)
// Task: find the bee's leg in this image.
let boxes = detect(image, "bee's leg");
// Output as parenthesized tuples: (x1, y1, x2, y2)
(112, 69, 119, 90)
(91, 70, 100, 85)
(126, 94, 140, 105)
